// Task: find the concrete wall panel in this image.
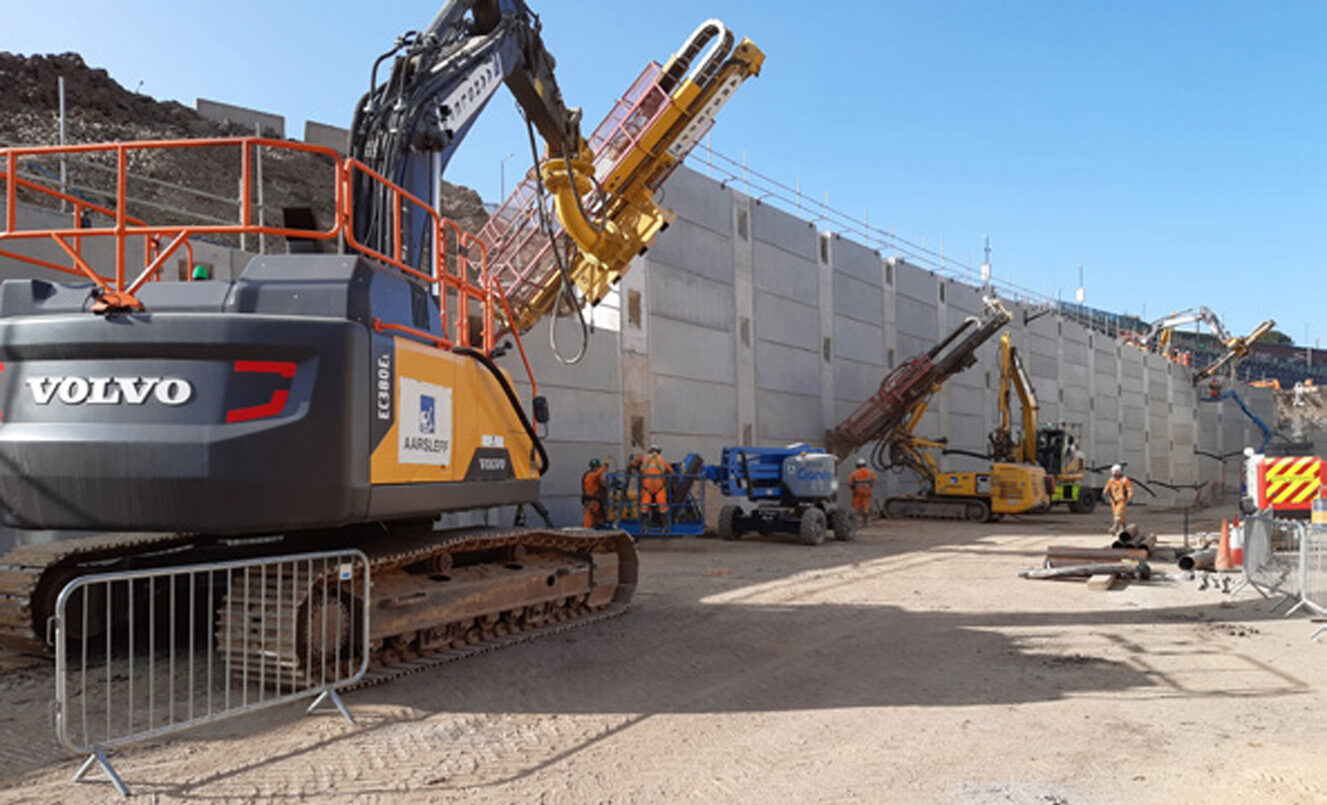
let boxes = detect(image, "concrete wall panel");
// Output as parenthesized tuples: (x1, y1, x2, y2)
(757, 390, 823, 442)
(648, 223, 735, 284)
(1063, 386, 1092, 413)
(752, 240, 818, 302)
(537, 389, 623, 443)
(947, 283, 983, 316)
(895, 261, 936, 304)
(649, 269, 735, 330)
(755, 293, 819, 351)
(650, 317, 736, 385)
(668, 170, 734, 235)
(833, 316, 885, 365)
(835, 358, 884, 405)
(834, 272, 885, 324)
(755, 339, 821, 395)
(751, 202, 816, 261)
(895, 299, 939, 340)
(652, 376, 736, 437)
(832, 236, 882, 288)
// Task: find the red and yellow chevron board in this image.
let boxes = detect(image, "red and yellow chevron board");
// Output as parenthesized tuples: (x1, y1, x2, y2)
(1255, 455, 1326, 512)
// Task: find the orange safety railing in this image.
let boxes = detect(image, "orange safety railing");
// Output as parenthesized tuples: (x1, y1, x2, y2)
(0, 137, 513, 358)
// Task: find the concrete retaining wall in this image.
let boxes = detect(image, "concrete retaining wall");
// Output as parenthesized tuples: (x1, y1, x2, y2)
(514, 166, 1278, 523)
(196, 98, 285, 138)
(0, 166, 1283, 529)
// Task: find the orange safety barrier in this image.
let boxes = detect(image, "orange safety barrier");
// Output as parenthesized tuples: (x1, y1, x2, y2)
(0, 137, 522, 363)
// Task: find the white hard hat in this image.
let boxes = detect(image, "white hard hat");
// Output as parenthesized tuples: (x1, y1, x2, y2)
(856, 458, 867, 467)
(1110, 463, 1122, 475)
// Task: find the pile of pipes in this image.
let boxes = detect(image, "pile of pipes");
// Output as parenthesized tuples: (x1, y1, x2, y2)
(1019, 523, 1157, 586)
(1109, 523, 1156, 554)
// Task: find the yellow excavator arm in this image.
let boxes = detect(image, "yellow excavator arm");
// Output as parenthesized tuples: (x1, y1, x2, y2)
(989, 333, 1038, 465)
(491, 21, 764, 333)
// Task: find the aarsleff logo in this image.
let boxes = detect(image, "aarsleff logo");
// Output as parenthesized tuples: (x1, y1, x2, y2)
(26, 376, 194, 406)
(398, 377, 452, 466)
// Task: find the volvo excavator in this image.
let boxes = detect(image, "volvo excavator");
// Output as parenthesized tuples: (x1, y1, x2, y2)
(0, 1, 763, 684)
(830, 297, 1050, 521)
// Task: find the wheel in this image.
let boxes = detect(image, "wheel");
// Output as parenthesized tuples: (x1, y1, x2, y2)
(719, 505, 741, 541)
(799, 508, 827, 546)
(832, 508, 856, 541)
(965, 499, 990, 522)
(1075, 488, 1097, 514)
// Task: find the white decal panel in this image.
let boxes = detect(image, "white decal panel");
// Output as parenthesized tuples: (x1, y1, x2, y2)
(439, 54, 502, 131)
(398, 377, 453, 466)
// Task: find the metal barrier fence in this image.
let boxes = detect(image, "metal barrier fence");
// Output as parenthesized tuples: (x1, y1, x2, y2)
(1234, 515, 1303, 608)
(1302, 524, 1327, 639)
(53, 549, 370, 797)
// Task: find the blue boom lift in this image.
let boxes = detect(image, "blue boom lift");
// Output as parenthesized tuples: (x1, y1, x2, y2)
(711, 445, 851, 545)
(603, 445, 850, 545)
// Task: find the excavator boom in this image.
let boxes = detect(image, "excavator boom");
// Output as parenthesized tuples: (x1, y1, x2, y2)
(989, 332, 1039, 465)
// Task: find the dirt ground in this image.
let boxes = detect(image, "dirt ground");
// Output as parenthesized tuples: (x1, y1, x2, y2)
(0, 507, 1324, 804)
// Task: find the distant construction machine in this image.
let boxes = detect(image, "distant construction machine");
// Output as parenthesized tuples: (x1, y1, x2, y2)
(988, 332, 1097, 513)
(1143, 306, 1276, 384)
(831, 297, 1050, 521)
(711, 445, 850, 545)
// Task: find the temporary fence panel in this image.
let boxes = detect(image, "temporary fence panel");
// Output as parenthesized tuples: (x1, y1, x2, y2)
(1235, 515, 1303, 608)
(1303, 523, 1327, 639)
(53, 549, 370, 797)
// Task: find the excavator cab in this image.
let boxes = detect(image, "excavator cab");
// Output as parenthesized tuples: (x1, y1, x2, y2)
(1036, 428, 1070, 476)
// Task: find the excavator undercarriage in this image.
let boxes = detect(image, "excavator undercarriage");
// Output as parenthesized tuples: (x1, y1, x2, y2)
(0, 524, 637, 689)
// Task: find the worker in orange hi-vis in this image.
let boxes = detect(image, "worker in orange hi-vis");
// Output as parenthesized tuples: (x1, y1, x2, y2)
(640, 445, 670, 528)
(848, 458, 877, 528)
(1102, 463, 1134, 534)
(581, 458, 608, 529)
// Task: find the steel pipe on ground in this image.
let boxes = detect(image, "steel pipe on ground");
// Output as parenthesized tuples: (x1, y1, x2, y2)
(1178, 548, 1217, 572)
(1045, 546, 1148, 562)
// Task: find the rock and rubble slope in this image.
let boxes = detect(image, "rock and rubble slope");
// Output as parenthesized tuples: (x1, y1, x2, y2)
(0, 52, 488, 236)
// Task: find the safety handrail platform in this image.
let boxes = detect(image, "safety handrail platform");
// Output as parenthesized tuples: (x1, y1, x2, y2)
(0, 138, 505, 354)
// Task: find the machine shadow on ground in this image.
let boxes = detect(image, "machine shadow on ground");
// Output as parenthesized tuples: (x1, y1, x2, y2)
(0, 506, 1301, 799)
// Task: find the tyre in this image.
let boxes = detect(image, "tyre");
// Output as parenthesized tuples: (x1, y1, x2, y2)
(1075, 488, 1097, 514)
(799, 507, 827, 546)
(965, 499, 990, 522)
(719, 505, 741, 541)
(832, 508, 856, 541)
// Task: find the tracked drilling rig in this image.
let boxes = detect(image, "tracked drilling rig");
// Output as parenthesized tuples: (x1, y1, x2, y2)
(0, 1, 763, 678)
(831, 297, 1050, 520)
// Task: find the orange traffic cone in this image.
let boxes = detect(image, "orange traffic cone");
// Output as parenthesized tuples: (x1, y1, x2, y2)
(1230, 521, 1244, 567)
(1215, 518, 1233, 571)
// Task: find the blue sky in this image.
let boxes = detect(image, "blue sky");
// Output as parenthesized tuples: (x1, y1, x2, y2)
(6, 0, 1324, 342)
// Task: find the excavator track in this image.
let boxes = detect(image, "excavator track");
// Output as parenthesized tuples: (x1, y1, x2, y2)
(218, 528, 637, 690)
(0, 532, 199, 654)
(883, 496, 991, 522)
(0, 526, 638, 687)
